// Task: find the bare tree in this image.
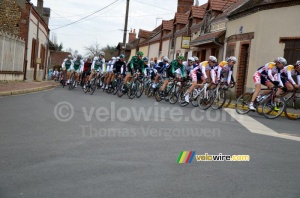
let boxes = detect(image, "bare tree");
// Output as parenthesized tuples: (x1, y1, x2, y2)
(84, 41, 102, 58)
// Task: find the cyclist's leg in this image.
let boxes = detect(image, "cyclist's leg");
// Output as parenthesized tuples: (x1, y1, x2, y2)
(250, 72, 263, 103)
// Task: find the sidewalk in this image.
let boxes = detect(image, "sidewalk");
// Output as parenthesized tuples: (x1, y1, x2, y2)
(0, 80, 58, 97)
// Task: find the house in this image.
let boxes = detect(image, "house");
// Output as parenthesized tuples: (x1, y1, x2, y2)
(226, 0, 300, 96)
(190, 0, 238, 62)
(0, 0, 51, 81)
(49, 51, 72, 71)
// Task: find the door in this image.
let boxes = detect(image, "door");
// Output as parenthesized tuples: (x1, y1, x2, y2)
(236, 44, 249, 97)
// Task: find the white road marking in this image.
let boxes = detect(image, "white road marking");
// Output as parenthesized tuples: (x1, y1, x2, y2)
(224, 108, 300, 142)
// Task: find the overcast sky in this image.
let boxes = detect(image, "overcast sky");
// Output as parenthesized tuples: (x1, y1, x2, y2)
(32, 0, 207, 56)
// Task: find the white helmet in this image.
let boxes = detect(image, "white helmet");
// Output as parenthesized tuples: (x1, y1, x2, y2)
(193, 56, 199, 61)
(182, 61, 188, 67)
(77, 54, 82, 59)
(276, 57, 287, 65)
(67, 55, 72, 59)
(99, 51, 105, 56)
(188, 57, 195, 62)
(226, 56, 237, 63)
(111, 57, 116, 60)
(163, 57, 169, 62)
(209, 56, 217, 63)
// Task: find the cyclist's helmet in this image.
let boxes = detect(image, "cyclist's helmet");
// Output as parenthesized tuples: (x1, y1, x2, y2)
(296, 60, 300, 67)
(226, 56, 237, 63)
(209, 56, 217, 63)
(177, 55, 185, 61)
(136, 51, 144, 56)
(67, 55, 72, 59)
(193, 56, 199, 61)
(188, 57, 195, 62)
(99, 51, 105, 56)
(163, 57, 170, 62)
(111, 57, 116, 60)
(276, 57, 287, 65)
(77, 54, 82, 59)
(119, 54, 125, 59)
(143, 57, 149, 62)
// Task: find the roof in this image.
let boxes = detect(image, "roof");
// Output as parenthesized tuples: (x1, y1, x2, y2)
(228, 0, 300, 19)
(190, 4, 207, 19)
(162, 19, 173, 31)
(138, 29, 152, 39)
(212, 0, 248, 21)
(175, 26, 188, 36)
(149, 32, 161, 43)
(162, 31, 173, 40)
(174, 13, 189, 24)
(209, 0, 238, 11)
(190, 21, 203, 32)
(190, 30, 225, 46)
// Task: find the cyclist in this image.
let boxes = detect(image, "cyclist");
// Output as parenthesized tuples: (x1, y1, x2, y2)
(143, 57, 149, 70)
(216, 56, 237, 86)
(112, 54, 127, 83)
(89, 51, 105, 82)
(160, 55, 186, 96)
(249, 57, 287, 111)
(153, 56, 169, 89)
(123, 51, 145, 90)
(61, 54, 73, 85)
(71, 54, 84, 87)
(184, 56, 217, 102)
(105, 57, 116, 90)
(278, 61, 300, 90)
(193, 56, 199, 68)
(82, 57, 92, 88)
(185, 57, 195, 76)
(145, 61, 157, 81)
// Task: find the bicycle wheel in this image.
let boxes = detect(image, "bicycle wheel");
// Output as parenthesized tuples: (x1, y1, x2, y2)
(135, 81, 144, 98)
(198, 89, 214, 110)
(112, 80, 119, 95)
(235, 92, 252, 114)
(83, 82, 89, 94)
(169, 85, 179, 104)
(211, 89, 226, 110)
(117, 83, 125, 97)
(127, 82, 136, 99)
(144, 82, 150, 96)
(68, 73, 75, 90)
(90, 79, 97, 95)
(284, 95, 300, 120)
(262, 96, 285, 119)
(155, 89, 163, 102)
(178, 86, 189, 107)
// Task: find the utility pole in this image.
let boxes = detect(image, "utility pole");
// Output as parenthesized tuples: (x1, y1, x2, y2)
(122, 0, 130, 54)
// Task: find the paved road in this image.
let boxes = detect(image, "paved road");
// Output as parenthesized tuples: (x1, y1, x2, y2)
(0, 87, 299, 198)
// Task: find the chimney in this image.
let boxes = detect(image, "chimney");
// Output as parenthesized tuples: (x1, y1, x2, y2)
(177, 0, 193, 14)
(128, 29, 136, 43)
(37, 0, 44, 17)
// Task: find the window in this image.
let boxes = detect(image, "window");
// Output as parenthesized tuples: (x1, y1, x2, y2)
(226, 44, 235, 57)
(39, 44, 46, 69)
(283, 39, 300, 64)
(31, 38, 36, 68)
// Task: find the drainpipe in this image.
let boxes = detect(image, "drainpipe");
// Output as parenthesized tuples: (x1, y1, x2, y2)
(35, 15, 40, 81)
(24, 4, 32, 81)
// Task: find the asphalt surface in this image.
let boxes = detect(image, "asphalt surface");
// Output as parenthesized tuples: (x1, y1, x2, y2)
(0, 86, 300, 198)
